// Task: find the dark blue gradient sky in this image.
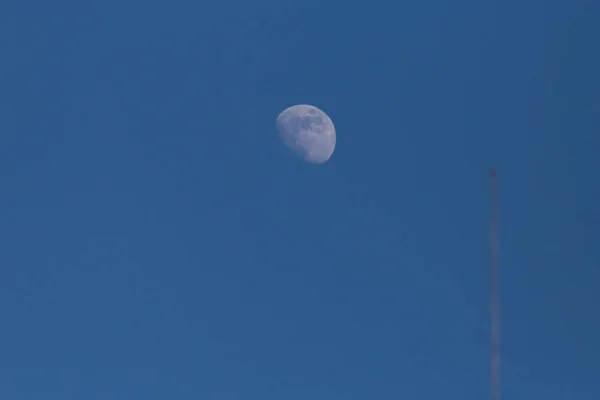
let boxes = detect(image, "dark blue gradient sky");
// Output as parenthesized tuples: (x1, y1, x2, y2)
(1, 0, 599, 398)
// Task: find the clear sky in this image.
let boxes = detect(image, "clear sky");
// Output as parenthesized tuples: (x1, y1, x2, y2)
(1, 0, 599, 398)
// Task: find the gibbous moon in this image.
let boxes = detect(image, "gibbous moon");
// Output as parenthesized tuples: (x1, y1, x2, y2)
(276, 104, 336, 164)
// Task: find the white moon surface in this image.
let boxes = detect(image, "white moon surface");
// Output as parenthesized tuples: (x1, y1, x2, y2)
(276, 104, 336, 164)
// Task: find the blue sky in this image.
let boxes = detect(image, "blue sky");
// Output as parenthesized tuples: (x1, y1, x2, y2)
(1, 0, 599, 398)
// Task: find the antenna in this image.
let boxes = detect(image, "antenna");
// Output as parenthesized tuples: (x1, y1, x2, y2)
(489, 168, 501, 400)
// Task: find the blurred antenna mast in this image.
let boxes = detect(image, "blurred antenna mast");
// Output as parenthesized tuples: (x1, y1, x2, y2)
(489, 168, 501, 400)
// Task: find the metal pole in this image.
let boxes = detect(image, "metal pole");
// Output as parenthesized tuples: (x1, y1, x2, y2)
(489, 168, 501, 400)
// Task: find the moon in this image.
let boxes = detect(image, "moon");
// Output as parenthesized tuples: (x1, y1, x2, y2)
(276, 104, 336, 164)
